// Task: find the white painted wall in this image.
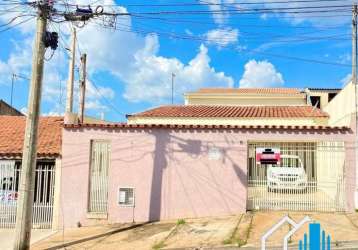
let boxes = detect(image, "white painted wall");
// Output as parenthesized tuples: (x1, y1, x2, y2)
(324, 82, 358, 209)
(324, 82, 355, 127)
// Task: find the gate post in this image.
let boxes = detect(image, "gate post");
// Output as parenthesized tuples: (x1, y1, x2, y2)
(52, 158, 62, 230)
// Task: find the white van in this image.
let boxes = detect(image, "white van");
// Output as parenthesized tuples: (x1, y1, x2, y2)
(267, 155, 307, 191)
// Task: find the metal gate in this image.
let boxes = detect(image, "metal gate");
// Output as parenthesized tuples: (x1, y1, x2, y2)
(0, 160, 55, 229)
(247, 142, 346, 212)
(88, 140, 110, 213)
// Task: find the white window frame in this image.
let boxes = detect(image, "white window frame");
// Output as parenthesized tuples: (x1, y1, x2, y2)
(118, 187, 135, 207)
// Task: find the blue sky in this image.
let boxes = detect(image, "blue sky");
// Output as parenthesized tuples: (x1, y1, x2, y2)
(0, 0, 353, 121)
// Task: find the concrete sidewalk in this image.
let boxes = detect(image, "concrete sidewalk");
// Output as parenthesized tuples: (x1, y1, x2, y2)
(30, 212, 358, 250)
(31, 222, 177, 250)
(165, 241, 358, 250)
(0, 229, 54, 250)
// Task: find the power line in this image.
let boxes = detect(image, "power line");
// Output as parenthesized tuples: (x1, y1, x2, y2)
(58, 0, 353, 8)
(129, 15, 350, 42)
(88, 20, 351, 68)
(1, 0, 354, 118)
(49, 2, 354, 16)
(50, 20, 123, 118)
(0, 15, 34, 33)
(56, 8, 352, 17)
(90, 79, 127, 117)
(128, 13, 348, 29)
(93, 18, 349, 45)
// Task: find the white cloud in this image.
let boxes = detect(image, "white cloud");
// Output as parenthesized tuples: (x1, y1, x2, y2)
(0, 61, 12, 84)
(0, 37, 33, 85)
(338, 53, 351, 64)
(340, 73, 351, 86)
(205, 28, 238, 48)
(73, 3, 234, 103)
(202, 0, 228, 25)
(185, 29, 193, 36)
(20, 107, 27, 116)
(0, 0, 234, 114)
(199, 0, 242, 25)
(199, 0, 352, 26)
(42, 111, 61, 116)
(239, 60, 284, 88)
(0, 5, 36, 35)
(123, 37, 234, 102)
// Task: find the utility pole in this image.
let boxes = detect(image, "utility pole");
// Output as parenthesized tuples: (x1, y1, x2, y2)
(11, 74, 15, 106)
(79, 53, 87, 123)
(353, 4, 357, 85)
(14, 1, 49, 249)
(353, 3, 358, 210)
(65, 28, 76, 113)
(171, 72, 175, 104)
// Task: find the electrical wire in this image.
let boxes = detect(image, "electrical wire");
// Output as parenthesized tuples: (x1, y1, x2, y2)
(129, 15, 350, 42)
(50, 20, 125, 118)
(87, 19, 351, 68)
(1, 0, 355, 118)
(0, 15, 34, 33)
(58, 0, 353, 8)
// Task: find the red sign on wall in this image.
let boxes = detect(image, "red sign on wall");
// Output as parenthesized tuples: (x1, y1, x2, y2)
(256, 148, 281, 165)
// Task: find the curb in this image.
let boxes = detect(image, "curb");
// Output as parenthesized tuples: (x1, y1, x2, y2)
(41, 222, 150, 250)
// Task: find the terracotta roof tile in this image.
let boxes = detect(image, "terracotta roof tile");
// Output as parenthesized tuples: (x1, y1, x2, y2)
(195, 88, 302, 95)
(64, 123, 350, 132)
(129, 105, 329, 119)
(0, 116, 63, 158)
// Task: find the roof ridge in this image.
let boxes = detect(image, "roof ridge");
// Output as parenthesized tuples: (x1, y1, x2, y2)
(64, 123, 351, 132)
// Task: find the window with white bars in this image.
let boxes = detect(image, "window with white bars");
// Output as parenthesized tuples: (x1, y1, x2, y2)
(88, 140, 110, 213)
(118, 188, 135, 206)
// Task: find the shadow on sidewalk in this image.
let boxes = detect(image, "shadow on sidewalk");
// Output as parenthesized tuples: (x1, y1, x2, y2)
(42, 222, 150, 250)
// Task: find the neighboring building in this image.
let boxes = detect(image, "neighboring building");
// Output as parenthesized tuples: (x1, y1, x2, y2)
(59, 85, 356, 229)
(305, 88, 341, 109)
(0, 116, 63, 229)
(128, 87, 343, 126)
(0, 99, 23, 116)
(322, 82, 358, 208)
(184, 88, 307, 106)
(323, 83, 355, 127)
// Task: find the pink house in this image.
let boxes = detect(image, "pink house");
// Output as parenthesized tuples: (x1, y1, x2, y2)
(60, 124, 354, 228)
(59, 87, 357, 228)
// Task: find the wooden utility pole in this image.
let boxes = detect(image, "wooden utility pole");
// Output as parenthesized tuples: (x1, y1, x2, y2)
(65, 28, 76, 113)
(13, 1, 48, 249)
(79, 53, 87, 123)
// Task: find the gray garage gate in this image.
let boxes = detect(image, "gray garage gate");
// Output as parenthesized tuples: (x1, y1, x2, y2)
(247, 142, 346, 212)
